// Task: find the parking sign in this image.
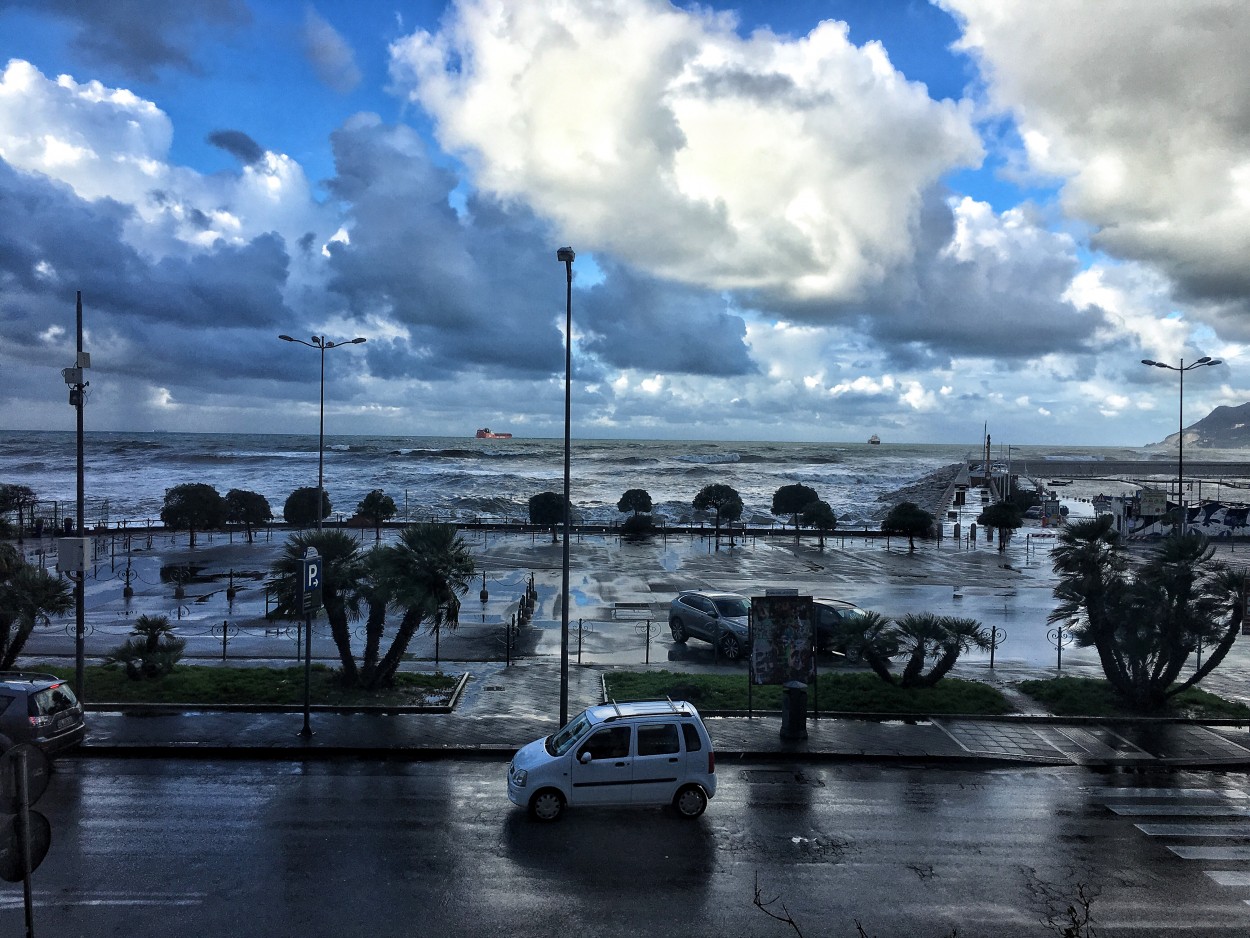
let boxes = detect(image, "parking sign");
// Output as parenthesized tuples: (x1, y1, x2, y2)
(299, 548, 323, 614)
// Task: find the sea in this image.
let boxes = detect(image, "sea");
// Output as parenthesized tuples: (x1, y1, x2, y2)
(2, 430, 1228, 531)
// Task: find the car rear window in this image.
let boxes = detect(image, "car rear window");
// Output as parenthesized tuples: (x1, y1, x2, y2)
(30, 684, 79, 718)
(681, 722, 702, 753)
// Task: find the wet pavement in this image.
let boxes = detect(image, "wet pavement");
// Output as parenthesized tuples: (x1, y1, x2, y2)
(20, 527, 1250, 769)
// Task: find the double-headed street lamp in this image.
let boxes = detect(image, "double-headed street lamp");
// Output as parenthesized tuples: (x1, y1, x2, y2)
(556, 247, 575, 727)
(1140, 355, 1222, 532)
(279, 335, 367, 528)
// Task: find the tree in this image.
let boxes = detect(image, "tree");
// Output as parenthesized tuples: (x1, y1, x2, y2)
(977, 501, 1024, 552)
(693, 483, 742, 548)
(0, 484, 37, 537)
(284, 486, 331, 527)
(1049, 518, 1244, 712)
(617, 488, 653, 516)
(529, 491, 567, 543)
(268, 530, 366, 686)
(860, 613, 992, 689)
(772, 483, 819, 543)
(104, 613, 186, 680)
(800, 500, 837, 550)
(0, 543, 73, 669)
(226, 489, 272, 544)
(365, 524, 475, 688)
(266, 525, 473, 691)
(160, 483, 226, 547)
(881, 502, 935, 552)
(358, 489, 397, 541)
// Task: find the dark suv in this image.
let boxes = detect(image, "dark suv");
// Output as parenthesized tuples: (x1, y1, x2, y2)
(0, 672, 87, 755)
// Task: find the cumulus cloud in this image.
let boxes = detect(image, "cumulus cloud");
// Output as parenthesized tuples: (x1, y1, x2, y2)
(941, 0, 1250, 309)
(302, 7, 362, 94)
(0, 0, 249, 80)
(390, 0, 982, 303)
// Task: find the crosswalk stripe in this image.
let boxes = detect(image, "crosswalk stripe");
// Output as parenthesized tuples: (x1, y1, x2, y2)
(1108, 804, 1250, 816)
(1207, 872, 1250, 887)
(1169, 846, 1250, 861)
(1096, 787, 1248, 799)
(0, 892, 205, 910)
(1136, 823, 1250, 837)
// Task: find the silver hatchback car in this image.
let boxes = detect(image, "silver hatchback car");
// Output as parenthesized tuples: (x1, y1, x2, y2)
(668, 590, 751, 660)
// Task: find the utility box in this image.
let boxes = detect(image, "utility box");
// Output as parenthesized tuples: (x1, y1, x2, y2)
(56, 537, 92, 573)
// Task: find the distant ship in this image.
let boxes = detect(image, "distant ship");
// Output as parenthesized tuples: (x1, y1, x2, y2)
(476, 428, 512, 439)
(868, 434, 881, 445)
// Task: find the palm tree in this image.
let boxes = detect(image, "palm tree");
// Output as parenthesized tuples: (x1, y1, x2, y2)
(366, 524, 474, 689)
(1050, 519, 1243, 711)
(860, 612, 991, 689)
(0, 544, 73, 669)
(268, 530, 365, 686)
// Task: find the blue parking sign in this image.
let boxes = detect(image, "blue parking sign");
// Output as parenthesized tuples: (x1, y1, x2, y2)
(299, 550, 323, 614)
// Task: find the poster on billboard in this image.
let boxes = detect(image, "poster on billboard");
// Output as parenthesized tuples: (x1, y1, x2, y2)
(751, 595, 814, 686)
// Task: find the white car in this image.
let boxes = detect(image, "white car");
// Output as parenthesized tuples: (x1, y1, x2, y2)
(507, 700, 717, 821)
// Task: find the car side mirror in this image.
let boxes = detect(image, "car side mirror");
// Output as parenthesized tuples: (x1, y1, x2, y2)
(578, 751, 592, 764)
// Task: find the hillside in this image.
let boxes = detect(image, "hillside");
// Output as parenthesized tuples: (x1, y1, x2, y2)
(1154, 403, 1250, 449)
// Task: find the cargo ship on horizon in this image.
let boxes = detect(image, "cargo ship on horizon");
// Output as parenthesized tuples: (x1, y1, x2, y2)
(476, 427, 513, 439)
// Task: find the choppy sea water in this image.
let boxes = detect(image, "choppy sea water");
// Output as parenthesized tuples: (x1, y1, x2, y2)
(0, 430, 1233, 529)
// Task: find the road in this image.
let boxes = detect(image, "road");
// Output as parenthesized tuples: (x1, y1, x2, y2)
(4, 758, 1250, 937)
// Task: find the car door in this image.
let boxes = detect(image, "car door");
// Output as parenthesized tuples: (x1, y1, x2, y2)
(630, 722, 684, 804)
(688, 595, 716, 640)
(569, 725, 634, 806)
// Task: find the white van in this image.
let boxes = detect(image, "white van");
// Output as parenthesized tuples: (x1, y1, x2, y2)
(507, 699, 717, 821)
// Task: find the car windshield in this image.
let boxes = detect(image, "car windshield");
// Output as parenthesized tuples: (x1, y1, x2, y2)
(546, 713, 592, 757)
(713, 597, 750, 618)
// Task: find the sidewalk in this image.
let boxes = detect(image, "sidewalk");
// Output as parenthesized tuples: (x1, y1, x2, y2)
(71, 658, 1250, 770)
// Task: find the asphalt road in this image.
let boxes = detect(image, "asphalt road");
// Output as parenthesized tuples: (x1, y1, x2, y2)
(6, 758, 1250, 937)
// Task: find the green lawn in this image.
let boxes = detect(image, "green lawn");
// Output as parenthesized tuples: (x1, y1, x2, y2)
(1018, 676, 1250, 720)
(33, 663, 460, 708)
(604, 670, 1015, 715)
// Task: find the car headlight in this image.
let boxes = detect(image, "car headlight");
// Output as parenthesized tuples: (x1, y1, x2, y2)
(511, 767, 527, 786)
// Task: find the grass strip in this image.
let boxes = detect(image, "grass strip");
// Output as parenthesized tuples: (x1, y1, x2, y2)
(31, 663, 460, 708)
(604, 670, 1015, 715)
(1018, 676, 1250, 719)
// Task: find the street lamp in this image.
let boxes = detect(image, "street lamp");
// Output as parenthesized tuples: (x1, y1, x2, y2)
(1140, 355, 1222, 533)
(556, 246, 575, 726)
(278, 334, 367, 529)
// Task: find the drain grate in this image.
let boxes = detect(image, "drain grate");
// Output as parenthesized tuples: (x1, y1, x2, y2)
(484, 685, 504, 692)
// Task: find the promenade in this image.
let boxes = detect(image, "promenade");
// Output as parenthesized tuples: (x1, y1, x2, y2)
(17, 523, 1250, 770)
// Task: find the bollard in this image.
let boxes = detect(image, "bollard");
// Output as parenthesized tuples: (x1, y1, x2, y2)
(577, 618, 584, 665)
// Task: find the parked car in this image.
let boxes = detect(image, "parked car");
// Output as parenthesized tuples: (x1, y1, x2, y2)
(812, 598, 880, 661)
(507, 699, 717, 821)
(668, 590, 751, 660)
(0, 672, 87, 755)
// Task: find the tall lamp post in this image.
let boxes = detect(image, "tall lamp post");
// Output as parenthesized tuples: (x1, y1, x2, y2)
(556, 246, 575, 726)
(278, 335, 367, 529)
(1141, 355, 1222, 533)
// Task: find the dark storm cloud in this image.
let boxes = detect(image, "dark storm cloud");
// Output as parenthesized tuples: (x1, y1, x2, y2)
(0, 157, 295, 388)
(301, 7, 362, 94)
(207, 129, 264, 165)
(322, 118, 571, 379)
(0, 0, 250, 80)
(580, 261, 755, 376)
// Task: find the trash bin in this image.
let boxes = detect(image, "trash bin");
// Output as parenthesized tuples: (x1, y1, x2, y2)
(780, 680, 808, 740)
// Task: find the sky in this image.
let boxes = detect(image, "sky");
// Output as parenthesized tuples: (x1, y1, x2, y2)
(1, 0, 1248, 446)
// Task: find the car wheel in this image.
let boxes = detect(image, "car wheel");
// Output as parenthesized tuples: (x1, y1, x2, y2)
(673, 785, 707, 819)
(529, 789, 565, 822)
(669, 617, 688, 643)
(719, 633, 742, 661)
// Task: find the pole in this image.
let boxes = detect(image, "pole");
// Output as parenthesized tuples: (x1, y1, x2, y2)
(74, 290, 85, 702)
(317, 338, 326, 531)
(558, 248, 574, 726)
(301, 611, 313, 737)
(1177, 359, 1184, 535)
